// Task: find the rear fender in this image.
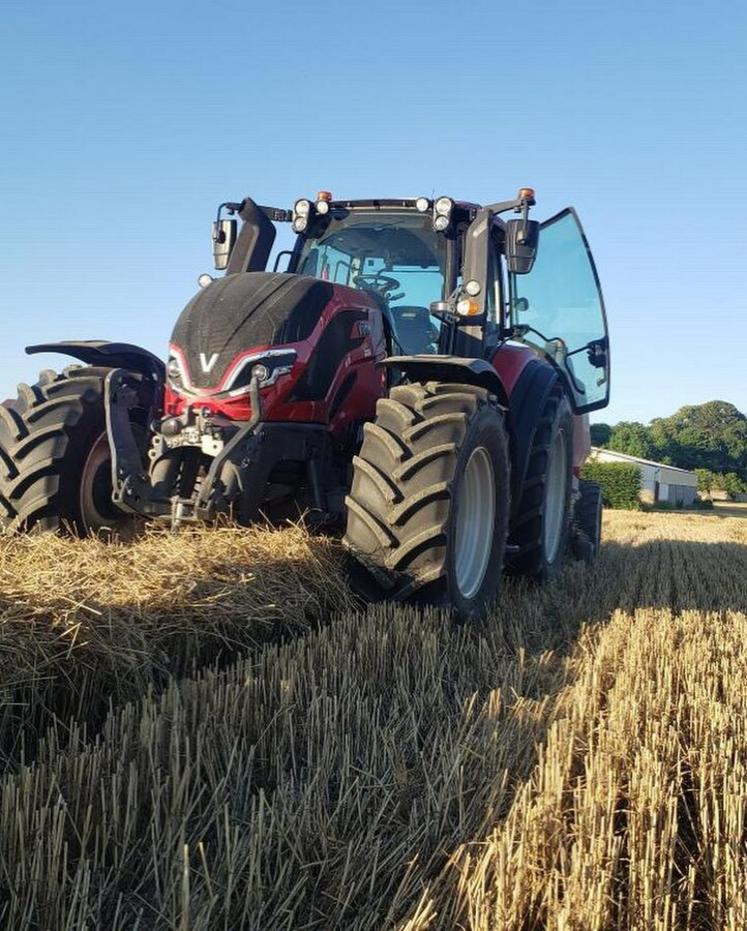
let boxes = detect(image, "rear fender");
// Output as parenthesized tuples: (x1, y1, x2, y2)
(504, 359, 562, 517)
(26, 340, 165, 382)
(383, 355, 510, 408)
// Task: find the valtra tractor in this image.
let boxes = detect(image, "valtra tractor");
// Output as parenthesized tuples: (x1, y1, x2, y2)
(0, 189, 610, 618)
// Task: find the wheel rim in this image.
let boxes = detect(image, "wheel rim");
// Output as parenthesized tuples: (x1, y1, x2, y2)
(454, 446, 496, 599)
(543, 430, 568, 563)
(79, 432, 122, 532)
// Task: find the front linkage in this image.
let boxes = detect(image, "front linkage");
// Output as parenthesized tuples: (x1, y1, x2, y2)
(105, 369, 330, 528)
(106, 368, 267, 526)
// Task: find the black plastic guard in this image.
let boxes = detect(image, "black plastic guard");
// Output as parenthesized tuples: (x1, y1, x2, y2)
(26, 340, 165, 382)
(383, 355, 510, 408)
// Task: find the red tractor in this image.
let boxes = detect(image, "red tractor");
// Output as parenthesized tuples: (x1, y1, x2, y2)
(0, 189, 609, 618)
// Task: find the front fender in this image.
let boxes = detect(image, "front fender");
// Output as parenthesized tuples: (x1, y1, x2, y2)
(26, 340, 165, 382)
(383, 355, 509, 408)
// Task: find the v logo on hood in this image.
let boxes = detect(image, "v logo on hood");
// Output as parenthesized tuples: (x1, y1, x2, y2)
(199, 352, 219, 374)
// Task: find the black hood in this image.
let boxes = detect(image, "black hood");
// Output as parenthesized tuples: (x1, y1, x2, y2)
(171, 272, 334, 388)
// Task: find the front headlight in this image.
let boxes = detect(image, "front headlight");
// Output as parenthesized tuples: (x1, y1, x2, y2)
(167, 356, 182, 381)
(250, 363, 270, 384)
(226, 350, 298, 395)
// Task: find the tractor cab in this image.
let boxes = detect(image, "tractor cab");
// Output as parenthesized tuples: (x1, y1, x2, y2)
(291, 202, 449, 356)
(212, 191, 610, 415)
(285, 195, 501, 360)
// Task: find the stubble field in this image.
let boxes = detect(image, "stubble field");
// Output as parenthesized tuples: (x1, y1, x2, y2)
(1, 509, 746, 929)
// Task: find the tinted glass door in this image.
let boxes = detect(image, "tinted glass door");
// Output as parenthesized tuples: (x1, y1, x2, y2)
(510, 208, 610, 413)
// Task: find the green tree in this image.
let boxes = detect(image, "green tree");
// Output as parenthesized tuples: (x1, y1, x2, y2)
(712, 473, 727, 491)
(648, 401, 747, 478)
(608, 421, 654, 459)
(723, 472, 746, 499)
(695, 468, 716, 496)
(590, 423, 612, 447)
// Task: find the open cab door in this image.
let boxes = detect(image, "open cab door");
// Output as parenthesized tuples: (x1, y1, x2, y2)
(509, 208, 610, 413)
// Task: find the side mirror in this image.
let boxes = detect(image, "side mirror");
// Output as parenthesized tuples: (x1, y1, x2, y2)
(212, 219, 237, 270)
(505, 218, 539, 274)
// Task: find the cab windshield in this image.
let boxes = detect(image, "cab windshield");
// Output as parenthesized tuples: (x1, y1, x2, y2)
(295, 208, 447, 355)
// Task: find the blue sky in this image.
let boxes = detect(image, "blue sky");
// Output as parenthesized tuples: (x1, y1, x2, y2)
(2, 0, 745, 425)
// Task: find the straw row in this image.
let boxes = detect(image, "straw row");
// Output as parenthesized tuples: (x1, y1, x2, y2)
(1, 511, 745, 927)
(0, 523, 353, 771)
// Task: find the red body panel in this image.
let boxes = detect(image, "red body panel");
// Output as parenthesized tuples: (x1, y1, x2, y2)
(165, 284, 388, 437)
(490, 342, 538, 394)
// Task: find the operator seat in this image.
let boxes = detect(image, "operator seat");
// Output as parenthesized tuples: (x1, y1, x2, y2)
(389, 305, 438, 355)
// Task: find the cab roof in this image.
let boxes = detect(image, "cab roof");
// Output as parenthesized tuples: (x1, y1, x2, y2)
(329, 197, 481, 216)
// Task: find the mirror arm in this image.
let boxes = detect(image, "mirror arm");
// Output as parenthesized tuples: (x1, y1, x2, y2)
(483, 188, 536, 217)
(482, 197, 521, 215)
(258, 205, 293, 223)
(217, 201, 242, 221)
(517, 199, 532, 245)
(216, 200, 292, 224)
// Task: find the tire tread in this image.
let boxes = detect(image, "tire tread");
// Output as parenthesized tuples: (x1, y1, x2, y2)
(0, 369, 110, 532)
(506, 383, 573, 578)
(345, 381, 508, 605)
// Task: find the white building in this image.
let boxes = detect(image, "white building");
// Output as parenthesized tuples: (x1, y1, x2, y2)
(589, 447, 698, 506)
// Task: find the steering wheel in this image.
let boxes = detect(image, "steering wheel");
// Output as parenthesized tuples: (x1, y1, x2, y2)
(353, 273, 400, 296)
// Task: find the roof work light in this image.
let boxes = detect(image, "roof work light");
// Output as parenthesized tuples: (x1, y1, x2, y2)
(292, 198, 311, 232)
(315, 190, 333, 214)
(433, 196, 454, 232)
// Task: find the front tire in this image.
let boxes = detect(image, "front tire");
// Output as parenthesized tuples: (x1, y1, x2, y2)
(0, 367, 142, 535)
(343, 381, 510, 620)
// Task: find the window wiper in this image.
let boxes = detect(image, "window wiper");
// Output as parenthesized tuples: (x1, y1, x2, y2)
(511, 323, 554, 344)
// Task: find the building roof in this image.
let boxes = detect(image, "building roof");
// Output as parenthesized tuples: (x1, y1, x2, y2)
(590, 447, 697, 476)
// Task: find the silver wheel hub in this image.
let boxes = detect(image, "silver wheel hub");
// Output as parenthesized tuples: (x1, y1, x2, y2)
(454, 447, 496, 599)
(543, 430, 568, 563)
(79, 432, 120, 532)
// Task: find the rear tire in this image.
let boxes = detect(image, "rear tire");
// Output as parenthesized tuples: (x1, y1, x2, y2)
(507, 382, 574, 581)
(0, 367, 143, 535)
(343, 381, 510, 621)
(572, 479, 603, 564)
